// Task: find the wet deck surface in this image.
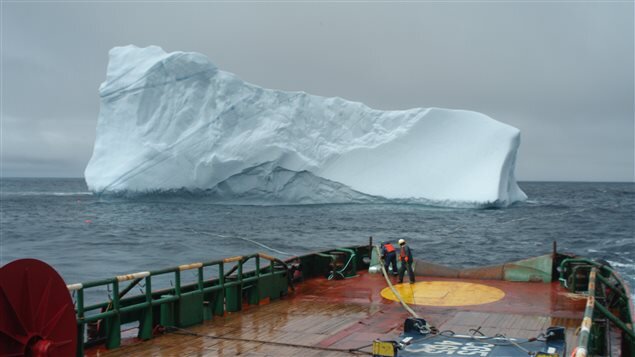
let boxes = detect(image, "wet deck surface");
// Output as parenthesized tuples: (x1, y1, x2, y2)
(86, 272, 586, 356)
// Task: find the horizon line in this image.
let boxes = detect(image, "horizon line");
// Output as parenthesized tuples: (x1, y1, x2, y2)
(1, 176, 633, 184)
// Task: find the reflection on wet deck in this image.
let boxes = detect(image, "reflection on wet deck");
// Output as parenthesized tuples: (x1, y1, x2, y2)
(87, 271, 585, 356)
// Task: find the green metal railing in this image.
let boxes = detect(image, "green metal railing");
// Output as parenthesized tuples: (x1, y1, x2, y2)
(67, 253, 290, 356)
(559, 258, 635, 356)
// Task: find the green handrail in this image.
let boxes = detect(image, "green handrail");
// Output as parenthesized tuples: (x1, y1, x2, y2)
(573, 267, 596, 357)
(560, 259, 635, 356)
(69, 252, 290, 356)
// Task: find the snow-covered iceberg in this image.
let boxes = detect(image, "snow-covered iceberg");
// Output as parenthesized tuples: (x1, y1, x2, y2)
(85, 45, 527, 207)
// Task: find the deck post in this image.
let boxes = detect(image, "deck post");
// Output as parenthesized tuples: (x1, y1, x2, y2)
(214, 263, 225, 316)
(249, 256, 261, 305)
(76, 289, 85, 357)
(198, 267, 204, 291)
(175, 270, 181, 297)
(139, 276, 153, 340)
(105, 281, 121, 349)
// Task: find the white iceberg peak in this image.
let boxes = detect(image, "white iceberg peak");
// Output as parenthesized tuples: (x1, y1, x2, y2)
(85, 45, 526, 207)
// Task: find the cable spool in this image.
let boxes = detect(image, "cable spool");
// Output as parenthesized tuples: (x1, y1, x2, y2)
(0, 259, 77, 356)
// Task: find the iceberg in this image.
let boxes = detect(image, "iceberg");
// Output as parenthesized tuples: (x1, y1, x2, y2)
(204, 162, 381, 205)
(85, 45, 527, 207)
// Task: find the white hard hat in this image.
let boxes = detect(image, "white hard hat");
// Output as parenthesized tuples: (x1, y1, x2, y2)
(398, 239, 406, 245)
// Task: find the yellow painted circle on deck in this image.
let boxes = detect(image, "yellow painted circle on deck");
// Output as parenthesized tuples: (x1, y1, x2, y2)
(380, 281, 505, 307)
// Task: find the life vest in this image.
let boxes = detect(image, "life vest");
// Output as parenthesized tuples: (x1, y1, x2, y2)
(384, 243, 395, 253)
(400, 246, 409, 262)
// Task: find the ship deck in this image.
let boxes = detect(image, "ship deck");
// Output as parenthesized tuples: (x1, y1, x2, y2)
(86, 271, 587, 356)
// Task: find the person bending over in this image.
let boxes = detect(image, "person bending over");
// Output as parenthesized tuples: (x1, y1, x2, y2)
(398, 239, 415, 284)
(380, 241, 398, 276)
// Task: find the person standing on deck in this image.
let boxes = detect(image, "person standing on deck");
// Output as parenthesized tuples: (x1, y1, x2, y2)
(398, 239, 415, 284)
(380, 241, 398, 276)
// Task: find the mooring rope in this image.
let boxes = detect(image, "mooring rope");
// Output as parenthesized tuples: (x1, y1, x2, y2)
(190, 229, 295, 257)
(166, 326, 373, 355)
(373, 245, 441, 336)
(373, 245, 421, 319)
(372, 246, 556, 355)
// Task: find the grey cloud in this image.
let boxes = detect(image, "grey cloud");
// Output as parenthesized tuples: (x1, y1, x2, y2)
(2, 2, 633, 181)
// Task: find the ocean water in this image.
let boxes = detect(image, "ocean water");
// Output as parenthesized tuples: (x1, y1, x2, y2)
(1, 178, 633, 300)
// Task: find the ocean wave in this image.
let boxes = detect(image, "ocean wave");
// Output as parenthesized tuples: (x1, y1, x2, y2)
(607, 260, 635, 296)
(1, 191, 93, 197)
(607, 260, 635, 270)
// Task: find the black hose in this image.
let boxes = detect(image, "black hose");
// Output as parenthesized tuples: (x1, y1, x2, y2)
(166, 326, 373, 355)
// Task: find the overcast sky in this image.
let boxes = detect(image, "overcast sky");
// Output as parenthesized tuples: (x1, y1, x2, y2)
(1, 1, 633, 181)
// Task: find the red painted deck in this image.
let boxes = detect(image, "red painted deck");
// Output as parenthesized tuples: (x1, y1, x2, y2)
(86, 271, 586, 356)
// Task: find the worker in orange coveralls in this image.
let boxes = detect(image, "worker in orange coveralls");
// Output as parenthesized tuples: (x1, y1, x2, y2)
(397, 238, 415, 284)
(380, 241, 398, 276)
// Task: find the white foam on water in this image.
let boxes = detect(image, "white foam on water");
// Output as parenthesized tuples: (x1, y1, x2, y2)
(1, 192, 93, 197)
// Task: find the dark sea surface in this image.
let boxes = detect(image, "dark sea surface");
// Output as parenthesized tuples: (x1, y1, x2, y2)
(1, 178, 633, 303)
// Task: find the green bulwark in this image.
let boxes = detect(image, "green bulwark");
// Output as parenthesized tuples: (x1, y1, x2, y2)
(70, 246, 369, 356)
(71, 253, 293, 356)
(503, 255, 553, 282)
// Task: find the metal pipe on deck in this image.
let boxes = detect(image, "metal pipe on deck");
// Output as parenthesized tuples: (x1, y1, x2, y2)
(574, 268, 597, 357)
